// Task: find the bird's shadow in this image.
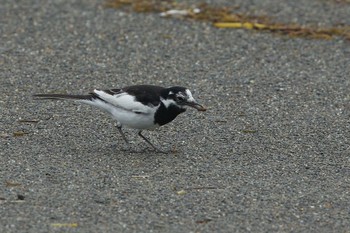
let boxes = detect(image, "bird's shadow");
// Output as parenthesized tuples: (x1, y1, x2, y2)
(105, 142, 178, 155)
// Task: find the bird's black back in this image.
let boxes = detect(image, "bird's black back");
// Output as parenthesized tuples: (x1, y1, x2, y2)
(104, 85, 166, 106)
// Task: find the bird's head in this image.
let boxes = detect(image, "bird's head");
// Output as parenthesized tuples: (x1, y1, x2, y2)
(161, 86, 206, 111)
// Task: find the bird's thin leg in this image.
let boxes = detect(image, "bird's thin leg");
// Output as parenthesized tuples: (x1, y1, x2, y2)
(137, 130, 165, 153)
(116, 124, 129, 145)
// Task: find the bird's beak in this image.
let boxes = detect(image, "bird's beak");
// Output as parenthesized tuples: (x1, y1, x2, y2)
(186, 101, 207, 111)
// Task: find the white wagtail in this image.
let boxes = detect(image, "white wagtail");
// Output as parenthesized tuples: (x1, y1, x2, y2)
(34, 85, 206, 152)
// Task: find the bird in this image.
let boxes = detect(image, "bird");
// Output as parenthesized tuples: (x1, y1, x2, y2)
(33, 85, 206, 152)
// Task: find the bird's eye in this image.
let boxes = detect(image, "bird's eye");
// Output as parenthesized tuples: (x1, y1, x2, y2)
(175, 96, 185, 102)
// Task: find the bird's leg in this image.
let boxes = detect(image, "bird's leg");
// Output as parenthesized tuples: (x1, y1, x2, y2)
(116, 124, 130, 145)
(137, 130, 166, 153)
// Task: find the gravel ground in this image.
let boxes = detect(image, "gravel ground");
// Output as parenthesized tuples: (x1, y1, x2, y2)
(1, 0, 350, 232)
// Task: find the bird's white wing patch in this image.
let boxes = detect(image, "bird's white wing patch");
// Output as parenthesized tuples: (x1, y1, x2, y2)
(94, 90, 152, 114)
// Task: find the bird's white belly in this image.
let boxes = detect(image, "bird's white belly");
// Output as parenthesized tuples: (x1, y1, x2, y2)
(81, 98, 159, 130)
(110, 108, 158, 129)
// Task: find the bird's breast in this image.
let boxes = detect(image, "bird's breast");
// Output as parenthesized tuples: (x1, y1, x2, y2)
(154, 103, 186, 126)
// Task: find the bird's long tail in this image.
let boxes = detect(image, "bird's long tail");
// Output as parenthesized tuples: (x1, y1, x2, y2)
(33, 92, 112, 114)
(33, 93, 94, 101)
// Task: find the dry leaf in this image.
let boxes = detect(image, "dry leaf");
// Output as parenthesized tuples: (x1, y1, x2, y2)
(13, 131, 26, 137)
(51, 223, 78, 228)
(106, 0, 350, 41)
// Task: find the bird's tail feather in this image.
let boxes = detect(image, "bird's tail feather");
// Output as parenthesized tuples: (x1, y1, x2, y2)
(33, 93, 93, 101)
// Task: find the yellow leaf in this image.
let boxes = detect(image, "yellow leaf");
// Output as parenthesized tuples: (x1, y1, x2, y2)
(177, 190, 186, 195)
(214, 22, 243, 28)
(214, 22, 269, 30)
(242, 22, 254, 29)
(253, 23, 268, 29)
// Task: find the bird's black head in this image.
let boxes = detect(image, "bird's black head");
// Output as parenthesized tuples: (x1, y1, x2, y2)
(161, 86, 206, 111)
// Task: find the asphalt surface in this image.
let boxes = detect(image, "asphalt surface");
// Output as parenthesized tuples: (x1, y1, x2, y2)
(1, 0, 350, 232)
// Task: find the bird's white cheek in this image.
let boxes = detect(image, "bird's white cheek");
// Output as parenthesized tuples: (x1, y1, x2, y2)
(185, 89, 195, 102)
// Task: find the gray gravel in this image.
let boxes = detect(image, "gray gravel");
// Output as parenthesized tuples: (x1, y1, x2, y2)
(1, 0, 350, 232)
